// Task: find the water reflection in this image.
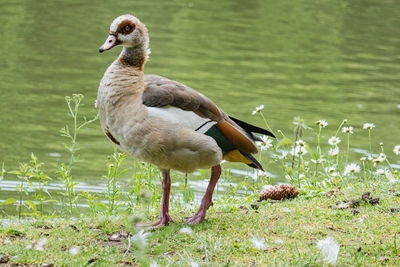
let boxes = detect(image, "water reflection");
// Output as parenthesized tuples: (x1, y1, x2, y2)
(0, 0, 399, 203)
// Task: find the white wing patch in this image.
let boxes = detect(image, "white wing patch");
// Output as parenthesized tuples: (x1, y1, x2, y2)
(146, 106, 217, 134)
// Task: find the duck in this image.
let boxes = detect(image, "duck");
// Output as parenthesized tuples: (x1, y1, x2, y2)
(97, 14, 274, 227)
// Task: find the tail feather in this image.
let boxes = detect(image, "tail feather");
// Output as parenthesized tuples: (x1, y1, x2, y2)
(240, 151, 264, 171)
(229, 116, 275, 138)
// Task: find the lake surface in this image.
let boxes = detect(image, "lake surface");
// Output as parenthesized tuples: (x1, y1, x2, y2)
(1, 0, 399, 206)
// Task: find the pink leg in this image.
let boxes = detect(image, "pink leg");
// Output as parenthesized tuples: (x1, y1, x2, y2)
(185, 165, 221, 224)
(137, 170, 173, 228)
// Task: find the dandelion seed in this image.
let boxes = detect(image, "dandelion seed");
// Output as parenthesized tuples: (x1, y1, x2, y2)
(252, 105, 264, 115)
(34, 237, 47, 251)
(328, 136, 341, 146)
(69, 246, 81, 256)
(341, 126, 353, 134)
(149, 261, 160, 267)
(281, 207, 292, 213)
(178, 227, 193, 235)
(328, 147, 339, 157)
(315, 120, 328, 128)
(393, 145, 400, 155)
(343, 163, 361, 176)
(250, 236, 268, 250)
(317, 236, 340, 265)
(363, 123, 375, 130)
(132, 230, 150, 247)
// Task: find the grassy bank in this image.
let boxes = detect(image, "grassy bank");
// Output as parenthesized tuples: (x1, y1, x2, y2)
(1, 182, 399, 266)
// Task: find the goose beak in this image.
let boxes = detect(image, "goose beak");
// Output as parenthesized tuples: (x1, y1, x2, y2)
(99, 34, 119, 53)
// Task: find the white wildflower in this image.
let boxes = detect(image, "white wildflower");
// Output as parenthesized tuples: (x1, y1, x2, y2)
(341, 126, 353, 134)
(296, 139, 306, 147)
(69, 246, 81, 256)
(315, 120, 328, 128)
(250, 236, 268, 250)
(360, 157, 366, 161)
(376, 168, 396, 183)
(325, 166, 336, 174)
(285, 174, 292, 180)
(328, 147, 339, 157)
(328, 136, 341, 146)
(274, 239, 284, 245)
(252, 105, 264, 115)
(317, 236, 340, 265)
(256, 135, 273, 151)
(291, 146, 308, 156)
(178, 227, 193, 235)
(343, 163, 361, 176)
(373, 153, 386, 164)
(393, 145, 400, 155)
(132, 230, 150, 247)
(311, 158, 325, 164)
(190, 262, 200, 267)
(25, 244, 32, 250)
(146, 48, 151, 60)
(278, 151, 288, 160)
(251, 170, 268, 181)
(94, 100, 97, 109)
(363, 123, 375, 130)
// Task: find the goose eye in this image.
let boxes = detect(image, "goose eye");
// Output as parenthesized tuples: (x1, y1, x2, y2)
(124, 25, 131, 32)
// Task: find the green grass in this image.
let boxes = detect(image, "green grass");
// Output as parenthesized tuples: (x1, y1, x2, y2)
(1, 95, 400, 266)
(1, 182, 399, 266)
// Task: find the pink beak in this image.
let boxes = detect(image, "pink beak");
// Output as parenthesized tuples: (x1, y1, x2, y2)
(99, 34, 120, 53)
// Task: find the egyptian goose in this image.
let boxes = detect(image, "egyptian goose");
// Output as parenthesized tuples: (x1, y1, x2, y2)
(97, 14, 274, 227)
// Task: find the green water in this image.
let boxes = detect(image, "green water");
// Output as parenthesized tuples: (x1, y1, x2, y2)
(1, 0, 399, 193)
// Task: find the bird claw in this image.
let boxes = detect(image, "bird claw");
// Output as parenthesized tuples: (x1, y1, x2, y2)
(185, 210, 206, 224)
(136, 215, 173, 229)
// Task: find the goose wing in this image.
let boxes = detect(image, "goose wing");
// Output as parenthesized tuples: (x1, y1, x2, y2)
(143, 74, 261, 155)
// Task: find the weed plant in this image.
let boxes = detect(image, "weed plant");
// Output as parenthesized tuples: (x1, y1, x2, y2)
(0, 98, 398, 220)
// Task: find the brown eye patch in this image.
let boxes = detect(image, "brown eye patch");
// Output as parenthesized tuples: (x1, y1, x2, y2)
(117, 20, 136, 34)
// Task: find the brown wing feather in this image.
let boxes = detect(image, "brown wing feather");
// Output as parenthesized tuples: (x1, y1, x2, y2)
(143, 74, 258, 154)
(215, 121, 258, 154)
(143, 74, 223, 122)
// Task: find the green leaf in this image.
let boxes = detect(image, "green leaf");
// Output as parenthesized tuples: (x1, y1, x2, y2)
(25, 200, 36, 211)
(0, 198, 17, 205)
(277, 137, 292, 148)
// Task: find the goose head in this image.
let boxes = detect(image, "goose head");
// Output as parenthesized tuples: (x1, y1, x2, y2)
(99, 14, 148, 53)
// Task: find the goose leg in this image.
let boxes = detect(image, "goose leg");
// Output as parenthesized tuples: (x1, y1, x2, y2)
(185, 164, 221, 224)
(137, 170, 173, 228)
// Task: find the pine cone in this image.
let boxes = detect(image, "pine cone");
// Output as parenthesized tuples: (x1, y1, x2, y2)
(259, 184, 299, 201)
